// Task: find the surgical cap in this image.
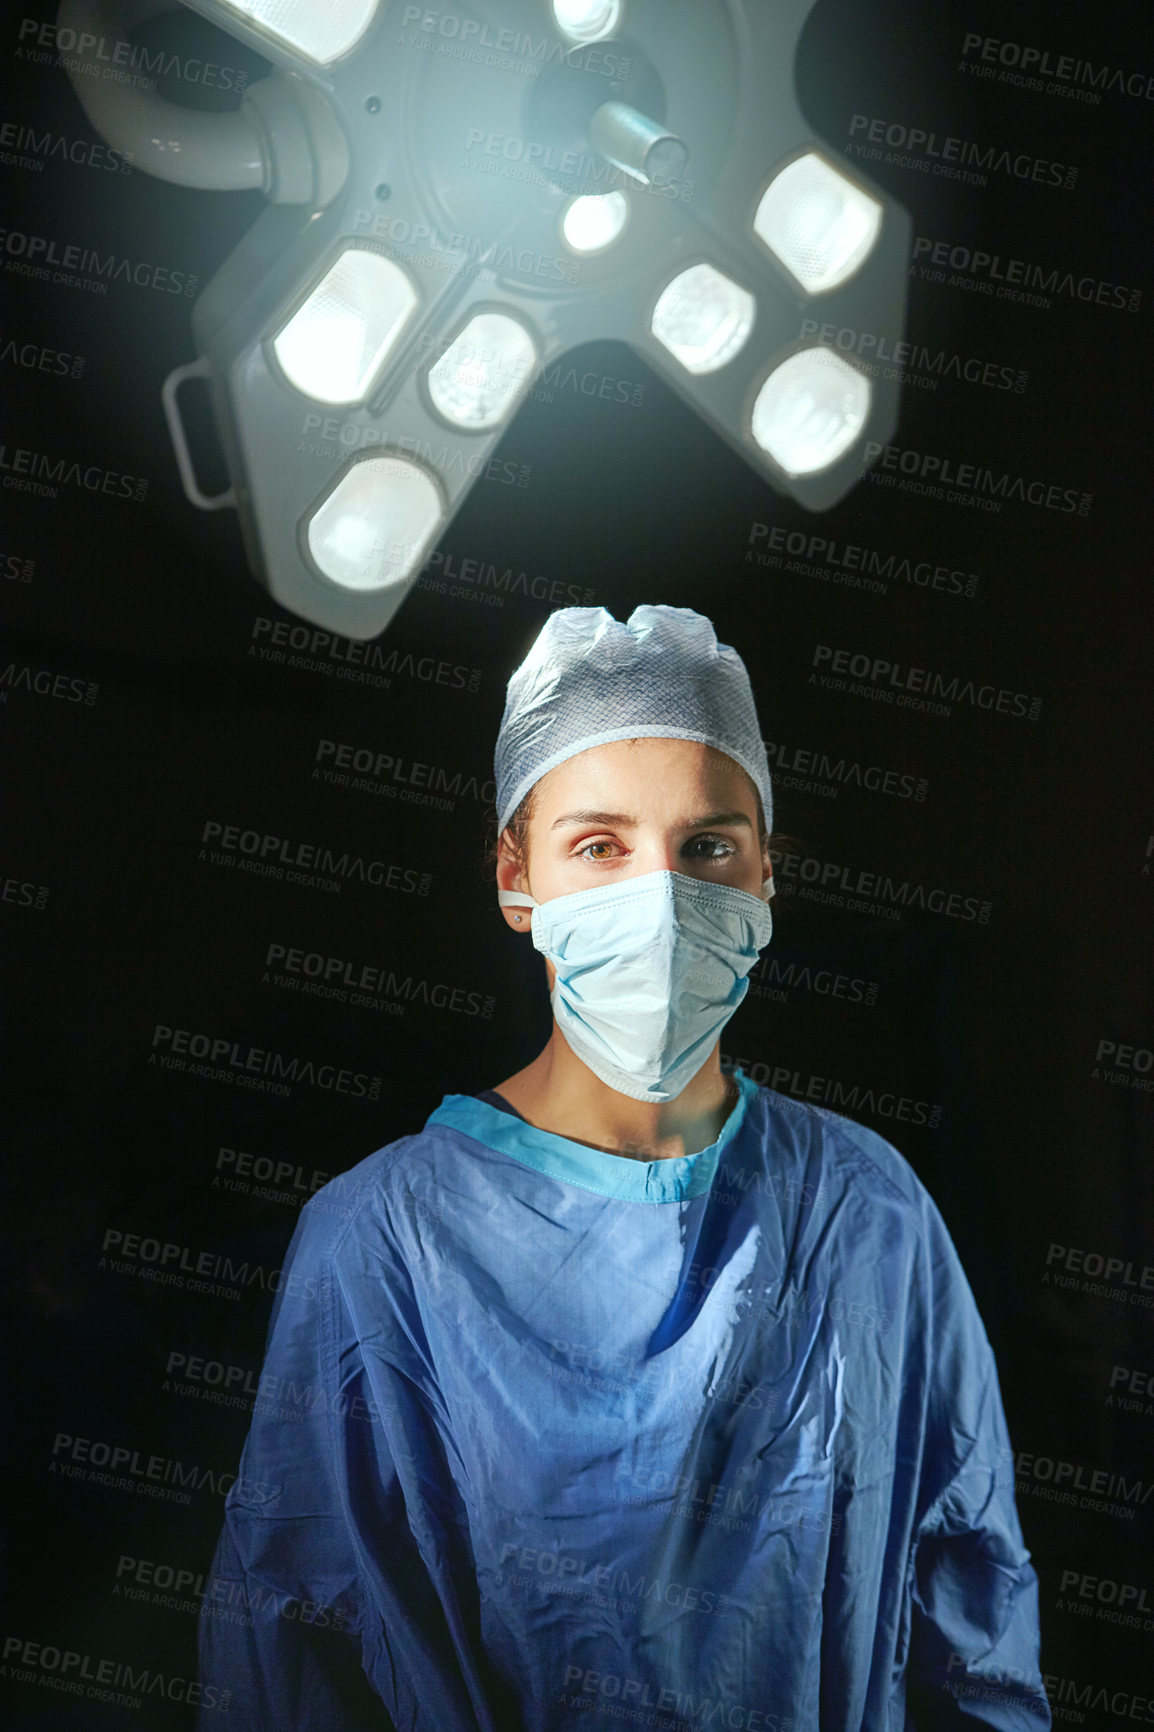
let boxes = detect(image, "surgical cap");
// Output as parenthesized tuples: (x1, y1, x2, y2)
(494, 605, 773, 834)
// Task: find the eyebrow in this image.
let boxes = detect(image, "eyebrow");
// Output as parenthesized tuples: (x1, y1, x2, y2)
(550, 809, 753, 832)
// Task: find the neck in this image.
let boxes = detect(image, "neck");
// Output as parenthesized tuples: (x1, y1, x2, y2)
(495, 1029, 738, 1161)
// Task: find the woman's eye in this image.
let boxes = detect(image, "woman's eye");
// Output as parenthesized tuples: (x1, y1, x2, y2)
(686, 834, 736, 860)
(578, 840, 619, 861)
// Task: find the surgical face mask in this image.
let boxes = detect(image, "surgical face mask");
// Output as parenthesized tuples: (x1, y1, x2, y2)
(498, 870, 774, 1104)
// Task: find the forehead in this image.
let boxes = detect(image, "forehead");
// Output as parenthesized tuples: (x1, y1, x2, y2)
(533, 738, 758, 820)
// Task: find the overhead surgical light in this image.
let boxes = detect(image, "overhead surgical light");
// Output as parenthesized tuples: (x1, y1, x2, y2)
(751, 349, 871, 476)
(273, 250, 418, 404)
(562, 192, 629, 254)
(223, 0, 378, 63)
(306, 456, 444, 591)
(753, 152, 883, 295)
(651, 264, 755, 375)
(427, 313, 539, 430)
(59, 0, 911, 639)
(552, 0, 622, 45)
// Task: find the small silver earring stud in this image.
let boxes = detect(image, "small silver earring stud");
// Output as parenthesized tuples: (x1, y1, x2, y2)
(514, 914, 522, 924)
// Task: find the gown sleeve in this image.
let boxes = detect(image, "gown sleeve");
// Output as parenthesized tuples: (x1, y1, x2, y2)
(903, 1199, 1051, 1729)
(195, 1197, 395, 1732)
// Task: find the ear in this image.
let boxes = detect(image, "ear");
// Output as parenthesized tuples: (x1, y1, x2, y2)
(761, 836, 774, 899)
(496, 829, 533, 932)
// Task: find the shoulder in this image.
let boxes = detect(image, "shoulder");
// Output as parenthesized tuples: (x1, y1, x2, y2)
(259, 1131, 443, 1330)
(749, 1086, 986, 1345)
(287, 1118, 463, 1260)
(748, 1081, 952, 1236)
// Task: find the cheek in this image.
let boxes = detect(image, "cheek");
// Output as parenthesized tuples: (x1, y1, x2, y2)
(526, 848, 589, 903)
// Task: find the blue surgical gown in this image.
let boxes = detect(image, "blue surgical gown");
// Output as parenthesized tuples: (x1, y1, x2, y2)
(196, 1070, 1049, 1730)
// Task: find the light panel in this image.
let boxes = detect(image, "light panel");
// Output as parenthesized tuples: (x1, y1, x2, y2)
(306, 456, 443, 591)
(754, 153, 882, 294)
(651, 263, 755, 375)
(130, 0, 911, 636)
(751, 348, 871, 475)
(219, 0, 378, 63)
(427, 313, 538, 430)
(552, 0, 622, 44)
(562, 191, 629, 254)
(273, 250, 418, 405)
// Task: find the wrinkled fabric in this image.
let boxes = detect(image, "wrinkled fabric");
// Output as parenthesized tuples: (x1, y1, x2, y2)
(492, 605, 774, 832)
(197, 1072, 1049, 1731)
(510, 870, 773, 1103)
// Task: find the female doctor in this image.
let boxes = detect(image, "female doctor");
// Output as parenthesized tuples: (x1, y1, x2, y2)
(197, 605, 1049, 1730)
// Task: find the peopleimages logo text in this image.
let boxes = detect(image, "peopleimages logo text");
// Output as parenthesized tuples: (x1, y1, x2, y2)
(912, 234, 1141, 312)
(769, 848, 990, 925)
(800, 318, 1026, 393)
(200, 821, 430, 897)
(2, 1633, 226, 1713)
(0, 228, 196, 293)
(249, 617, 483, 693)
(764, 737, 927, 802)
(848, 113, 1077, 190)
(0, 338, 84, 379)
(17, 17, 250, 91)
(399, 6, 630, 77)
(748, 522, 979, 598)
(0, 443, 147, 501)
(313, 739, 495, 808)
(862, 441, 1091, 514)
(264, 942, 495, 1020)
(150, 1025, 383, 1100)
(960, 33, 1154, 103)
(1014, 1450, 1153, 1512)
(0, 121, 132, 174)
(810, 645, 1042, 722)
(0, 661, 98, 704)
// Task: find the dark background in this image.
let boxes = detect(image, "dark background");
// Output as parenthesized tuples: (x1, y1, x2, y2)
(2, 0, 1152, 1724)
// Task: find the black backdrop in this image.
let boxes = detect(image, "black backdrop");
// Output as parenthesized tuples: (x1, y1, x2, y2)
(3, 0, 1153, 1726)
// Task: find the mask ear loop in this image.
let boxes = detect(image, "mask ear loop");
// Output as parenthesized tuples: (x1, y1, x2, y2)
(498, 888, 538, 926)
(763, 876, 775, 901)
